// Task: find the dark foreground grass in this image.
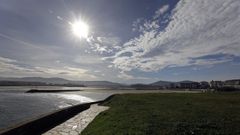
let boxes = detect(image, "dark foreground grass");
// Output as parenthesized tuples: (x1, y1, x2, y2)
(81, 93, 240, 135)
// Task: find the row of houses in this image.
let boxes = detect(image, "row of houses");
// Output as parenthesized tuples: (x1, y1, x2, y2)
(165, 79, 240, 90)
(131, 79, 240, 90)
(177, 81, 210, 89)
(210, 79, 240, 89)
(159, 81, 210, 89)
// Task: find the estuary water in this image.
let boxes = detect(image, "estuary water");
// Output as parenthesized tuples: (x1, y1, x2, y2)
(0, 86, 188, 131)
(0, 86, 112, 131)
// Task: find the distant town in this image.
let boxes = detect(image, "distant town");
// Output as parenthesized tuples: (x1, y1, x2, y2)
(130, 79, 240, 91)
(0, 77, 239, 92)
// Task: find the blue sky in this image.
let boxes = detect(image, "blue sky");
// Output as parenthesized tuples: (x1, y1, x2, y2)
(0, 0, 240, 83)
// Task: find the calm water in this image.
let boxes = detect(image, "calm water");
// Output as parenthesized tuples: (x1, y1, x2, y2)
(0, 86, 187, 131)
(0, 86, 111, 131)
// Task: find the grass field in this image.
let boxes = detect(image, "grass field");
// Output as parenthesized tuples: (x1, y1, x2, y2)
(81, 93, 240, 135)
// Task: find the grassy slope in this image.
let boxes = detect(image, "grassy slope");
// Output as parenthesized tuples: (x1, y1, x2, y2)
(82, 93, 240, 135)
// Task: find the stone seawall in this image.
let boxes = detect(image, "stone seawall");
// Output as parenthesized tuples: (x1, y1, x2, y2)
(0, 95, 115, 135)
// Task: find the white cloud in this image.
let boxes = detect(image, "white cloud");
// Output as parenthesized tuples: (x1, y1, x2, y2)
(74, 55, 103, 64)
(192, 57, 233, 66)
(34, 66, 97, 79)
(87, 35, 121, 54)
(0, 56, 34, 72)
(57, 16, 63, 21)
(117, 71, 150, 80)
(106, 0, 240, 72)
(0, 57, 17, 63)
(132, 18, 144, 32)
(0, 56, 98, 80)
(153, 5, 169, 19)
(132, 18, 160, 33)
(117, 72, 134, 80)
(132, 5, 169, 33)
(97, 36, 121, 47)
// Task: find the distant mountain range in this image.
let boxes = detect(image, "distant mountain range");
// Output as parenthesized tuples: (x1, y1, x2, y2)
(0, 77, 203, 85)
(1, 77, 239, 92)
(150, 80, 174, 86)
(0, 77, 209, 88)
(150, 80, 198, 87)
(129, 80, 209, 90)
(0, 77, 123, 87)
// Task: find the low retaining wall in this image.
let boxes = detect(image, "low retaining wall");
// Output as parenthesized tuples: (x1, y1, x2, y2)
(0, 95, 115, 135)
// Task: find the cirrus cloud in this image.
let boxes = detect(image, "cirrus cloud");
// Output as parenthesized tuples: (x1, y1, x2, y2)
(106, 0, 240, 72)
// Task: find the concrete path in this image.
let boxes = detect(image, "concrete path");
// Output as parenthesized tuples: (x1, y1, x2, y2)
(43, 104, 109, 135)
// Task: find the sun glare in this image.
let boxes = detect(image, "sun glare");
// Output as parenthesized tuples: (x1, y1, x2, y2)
(71, 20, 89, 39)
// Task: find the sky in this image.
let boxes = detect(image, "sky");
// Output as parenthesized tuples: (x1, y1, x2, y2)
(0, 0, 240, 84)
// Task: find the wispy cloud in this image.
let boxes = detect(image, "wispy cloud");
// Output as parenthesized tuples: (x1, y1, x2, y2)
(132, 4, 170, 33)
(106, 0, 240, 72)
(0, 56, 97, 80)
(0, 56, 34, 73)
(0, 33, 38, 48)
(86, 36, 121, 54)
(117, 71, 151, 80)
(117, 72, 135, 80)
(153, 5, 169, 19)
(35, 66, 97, 79)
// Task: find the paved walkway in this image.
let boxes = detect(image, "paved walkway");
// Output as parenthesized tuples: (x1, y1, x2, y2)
(43, 104, 109, 135)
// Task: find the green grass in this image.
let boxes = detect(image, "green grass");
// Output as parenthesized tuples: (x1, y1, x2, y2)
(81, 93, 240, 135)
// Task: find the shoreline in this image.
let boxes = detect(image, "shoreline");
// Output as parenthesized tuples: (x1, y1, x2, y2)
(0, 90, 204, 135)
(0, 94, 115, 135)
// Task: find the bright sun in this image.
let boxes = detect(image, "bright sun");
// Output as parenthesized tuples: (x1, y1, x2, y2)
(71, 20, 89, 39)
